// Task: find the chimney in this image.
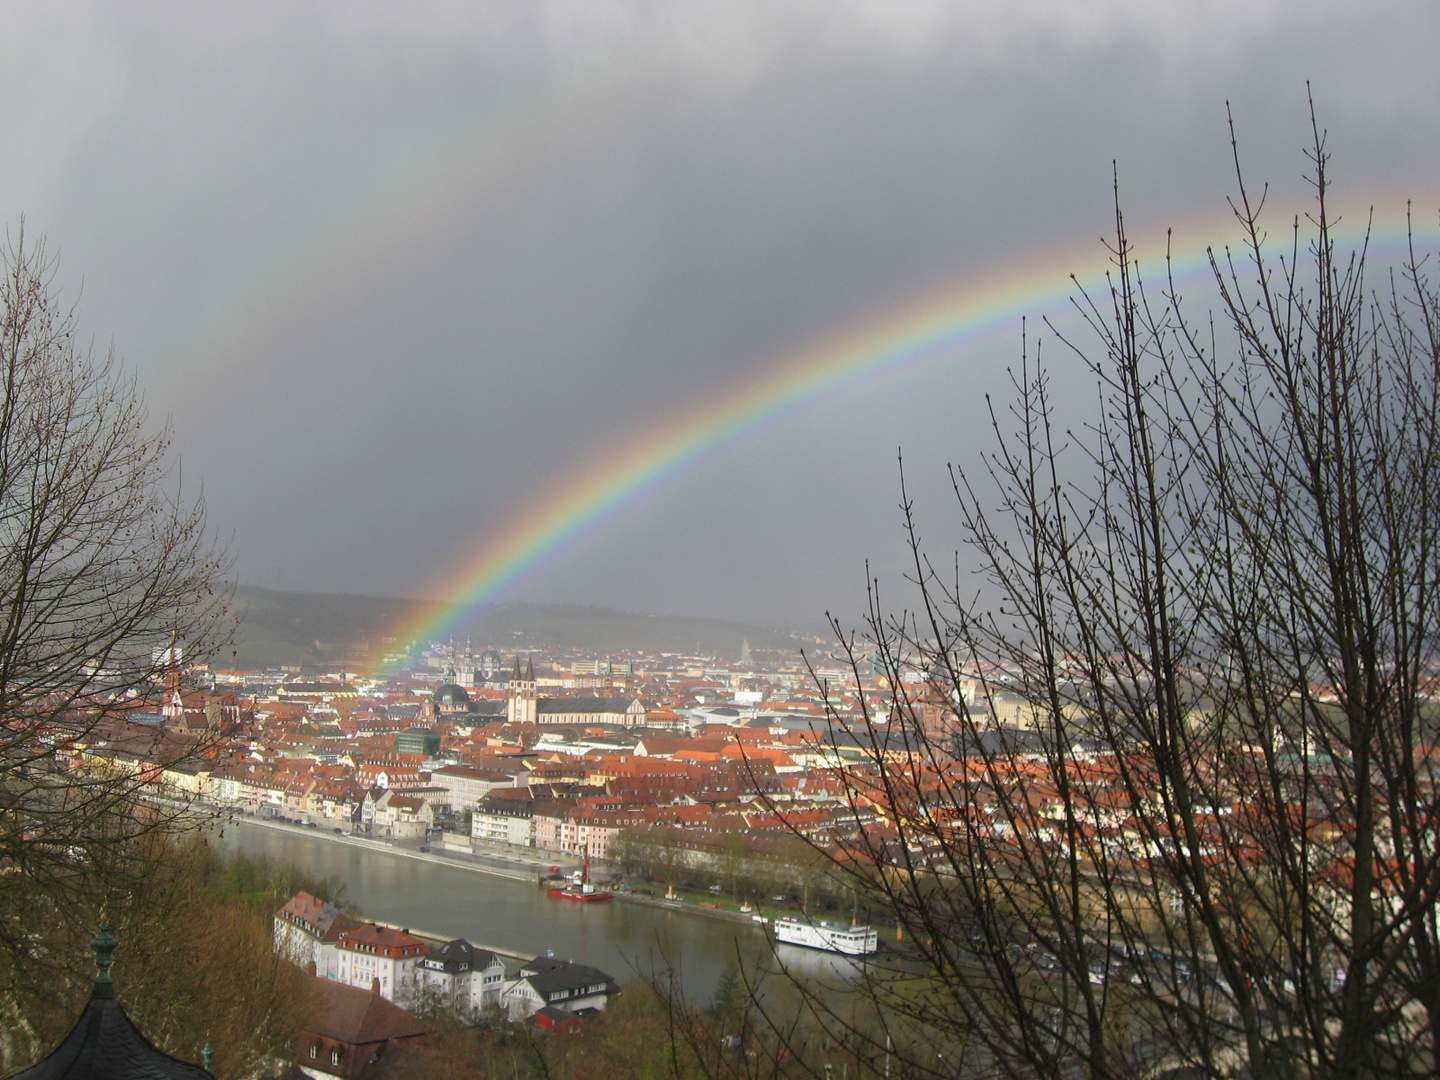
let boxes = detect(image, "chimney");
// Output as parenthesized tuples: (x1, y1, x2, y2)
(371, 977, 382, 995)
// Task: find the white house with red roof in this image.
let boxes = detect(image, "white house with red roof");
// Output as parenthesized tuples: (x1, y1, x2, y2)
(334, 923, 431, 1005)
(274, 890, 358, 980)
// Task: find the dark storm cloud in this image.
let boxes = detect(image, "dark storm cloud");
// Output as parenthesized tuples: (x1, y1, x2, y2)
(0, 1, 1435, 628)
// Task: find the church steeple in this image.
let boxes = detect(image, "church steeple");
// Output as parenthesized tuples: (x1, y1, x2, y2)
(508, 656, 538, 726)
(162, 631, 183, 724)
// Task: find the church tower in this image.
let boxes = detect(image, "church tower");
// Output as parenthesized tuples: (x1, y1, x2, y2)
(161, 633, 184, 725)
(508, 656, 538, 725)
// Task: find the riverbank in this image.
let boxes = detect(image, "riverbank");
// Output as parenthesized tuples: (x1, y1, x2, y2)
(216, 812, 574, 883)
(614, 889, 769, 927)
(217, 813, 785, 933)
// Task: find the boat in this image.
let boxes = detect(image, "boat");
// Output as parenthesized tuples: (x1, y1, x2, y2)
(547, 853, 613, 902)
(547, 882, 612, 902)
(773, 917, 878, 955)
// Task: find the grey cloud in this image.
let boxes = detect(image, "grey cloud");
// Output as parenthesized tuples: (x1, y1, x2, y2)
(0, 1, 1435, 628)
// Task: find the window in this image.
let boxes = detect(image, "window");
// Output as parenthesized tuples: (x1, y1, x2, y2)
(310, 1046, 318, 1060)
(331, 1050, 342, 1066)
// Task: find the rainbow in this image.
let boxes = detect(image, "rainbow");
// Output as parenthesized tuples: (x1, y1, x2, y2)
(151, 68, 631, 399)
(378, 207, 1431, 672)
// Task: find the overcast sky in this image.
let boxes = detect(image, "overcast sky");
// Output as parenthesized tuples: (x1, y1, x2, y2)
(1, 2, 1436, 632)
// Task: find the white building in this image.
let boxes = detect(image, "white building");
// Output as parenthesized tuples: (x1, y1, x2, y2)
(360, 788, 435, 840)
(417, 939, 507, 1019)
(333, 923, 431, 1005)
(503, 956, 619, 1021)
(274, 891, 357, 980)
(472, 796, 535, 847)
(432, 765, 525, 811)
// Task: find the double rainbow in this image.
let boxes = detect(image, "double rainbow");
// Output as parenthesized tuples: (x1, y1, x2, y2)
(376, 209, 1432, 672)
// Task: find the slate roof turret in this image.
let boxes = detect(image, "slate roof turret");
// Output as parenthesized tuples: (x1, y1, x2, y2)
(5, 924, 215, 1080)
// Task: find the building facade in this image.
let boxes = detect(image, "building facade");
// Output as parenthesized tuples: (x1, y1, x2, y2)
(502, 956, 619, 1021)
(416, 939, 507, 1019)
(472, 798, 535, 846)
(274, 891, 357, 981)
(333, 924, 431, 1006)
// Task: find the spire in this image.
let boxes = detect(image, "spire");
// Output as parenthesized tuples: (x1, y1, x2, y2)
(162, 631, 183, 722)
(90, 921, 119, 987)
(512, 656, 522, 680)
(525, 657, 535, 681)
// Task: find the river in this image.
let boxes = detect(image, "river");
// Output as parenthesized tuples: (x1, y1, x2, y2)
(214, 819, 797, 1002)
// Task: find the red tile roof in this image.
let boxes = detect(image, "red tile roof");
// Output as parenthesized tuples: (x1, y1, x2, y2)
(305, 977, 432, 1044)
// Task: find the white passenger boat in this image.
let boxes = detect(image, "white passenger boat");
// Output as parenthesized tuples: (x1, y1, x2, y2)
(773, 917, 878, 955)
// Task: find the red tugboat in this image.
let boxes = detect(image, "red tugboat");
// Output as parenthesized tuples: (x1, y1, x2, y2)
(546, 852, 613, 902)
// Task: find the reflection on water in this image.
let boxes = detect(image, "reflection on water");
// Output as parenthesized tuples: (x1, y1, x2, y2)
(771, 943, 872, 983)
(214, 820, 770, 1001)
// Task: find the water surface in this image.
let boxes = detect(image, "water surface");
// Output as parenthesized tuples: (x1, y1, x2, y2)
(215, 820, 774, 1001)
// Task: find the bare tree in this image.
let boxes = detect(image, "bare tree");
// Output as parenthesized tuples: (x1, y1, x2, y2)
(738, 103, 1440, 1080)
(0, 228, 231, 979)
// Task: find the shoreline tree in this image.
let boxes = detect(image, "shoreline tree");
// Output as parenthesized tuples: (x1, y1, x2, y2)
(0, 227, 234, 1058)
(724, 101, 1440, 1080)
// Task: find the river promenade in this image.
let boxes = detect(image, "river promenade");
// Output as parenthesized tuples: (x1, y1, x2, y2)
(225, 812, 578, 883)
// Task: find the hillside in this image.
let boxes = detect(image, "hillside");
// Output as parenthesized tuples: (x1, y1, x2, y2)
(228, 586, 823, 670)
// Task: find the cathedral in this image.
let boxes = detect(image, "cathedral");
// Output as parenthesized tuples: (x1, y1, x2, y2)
(505, 656, 646, 727)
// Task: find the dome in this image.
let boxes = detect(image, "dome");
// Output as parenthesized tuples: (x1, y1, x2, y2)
(432, 683, 470, 709)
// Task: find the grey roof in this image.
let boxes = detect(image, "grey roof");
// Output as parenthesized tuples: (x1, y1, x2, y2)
(432, 683, 470, 707)
(421, 938, 500, 975)
(536, 697, 638, 714)
(516, 957, 619, 999)
(7, 983, 213, 1080)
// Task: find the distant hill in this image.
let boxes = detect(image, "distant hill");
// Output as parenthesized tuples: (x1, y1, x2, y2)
(227, 586, 824, 670)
